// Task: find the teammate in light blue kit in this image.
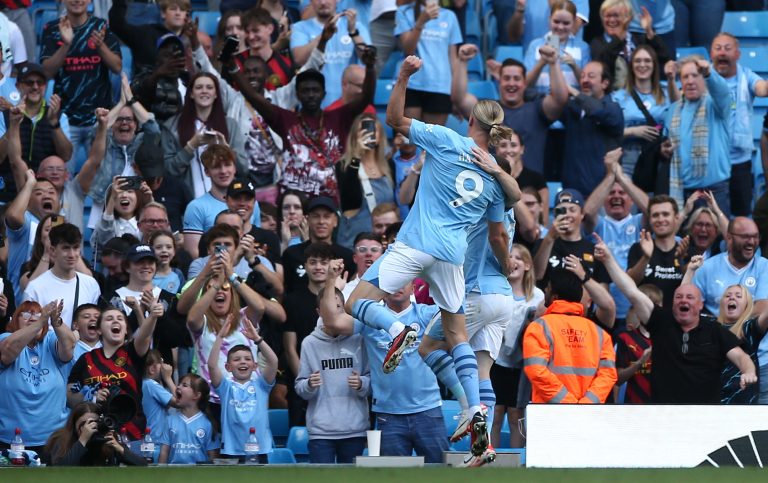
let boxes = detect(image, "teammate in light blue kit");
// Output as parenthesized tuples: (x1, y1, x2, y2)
(344, 55, 513, 458)
(420, 146, 524, 467)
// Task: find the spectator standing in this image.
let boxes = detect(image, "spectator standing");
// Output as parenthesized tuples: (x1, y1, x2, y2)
(627, 0, 676, 59)
(0, 300, 73, 452)
(665, 57, 731, 215)
(0, 64, 72, 204)
(395, 0, 462, 125)
(673, 0, 724, 50)
(610, 45, 671, 178)
(40, 0, 122, 171)
(296, 287, 370, 464)
(615, 284, 660, 404)
(626, 195, 685, 308)
(692, 217, 768, 316)
(709, 33, 768, 217)
(23, 223, 101, 328)
(236, 7, 296, 91)
(291, 2, 370, 108)
(336, 114, 395, 249)
(524, 1, 590, 95)
(522, 268, 617, 404)
(560, 61, 624, 195)
(590, 1, 671, 91)
(598, 238, 757, 404)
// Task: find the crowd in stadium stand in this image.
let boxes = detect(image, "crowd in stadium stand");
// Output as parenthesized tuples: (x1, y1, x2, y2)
(0, 0, 767, 467)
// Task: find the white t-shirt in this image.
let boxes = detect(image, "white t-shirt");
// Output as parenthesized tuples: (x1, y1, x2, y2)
(23, 270, 102, 327)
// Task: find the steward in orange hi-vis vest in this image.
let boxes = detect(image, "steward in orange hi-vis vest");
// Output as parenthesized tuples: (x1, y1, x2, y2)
(523, 300, 617, 403)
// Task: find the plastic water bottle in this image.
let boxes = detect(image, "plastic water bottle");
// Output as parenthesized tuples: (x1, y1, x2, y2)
(244, 427, 260, 464)
(140, 428, 155, 464)
(120, 427, 129, 446)
(10, 428, 25, 466)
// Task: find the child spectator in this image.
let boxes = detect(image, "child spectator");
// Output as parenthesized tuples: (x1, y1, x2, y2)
(149, 230, 186, 294)
(159, 374, 220, 464)
(141, 349, 178, 460)
(208, 317, 278, 463)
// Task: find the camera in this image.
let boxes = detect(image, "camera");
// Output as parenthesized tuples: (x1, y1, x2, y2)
(554, 206, 568, 217)
(93, 387, 137, 441)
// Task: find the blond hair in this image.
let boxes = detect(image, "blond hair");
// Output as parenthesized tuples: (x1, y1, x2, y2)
(717, 284, 754, 339)
(599, 0, 632, 22)
(471, 100, 514, 147)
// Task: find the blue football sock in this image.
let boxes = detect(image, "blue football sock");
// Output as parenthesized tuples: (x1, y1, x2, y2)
(423, 349, 468, 410)
(451, 342, 481, 410)
(351, 299, 398, 331)
(479, 378, 496, 430)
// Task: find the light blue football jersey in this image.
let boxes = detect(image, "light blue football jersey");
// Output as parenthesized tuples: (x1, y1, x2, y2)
(464, 208, 515, 296)
(397, 119, 506, 265)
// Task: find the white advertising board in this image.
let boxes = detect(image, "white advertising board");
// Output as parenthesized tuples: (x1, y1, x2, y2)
(527, 404, 768, 468)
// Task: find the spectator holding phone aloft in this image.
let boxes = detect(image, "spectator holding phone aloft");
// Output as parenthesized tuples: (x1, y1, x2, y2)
(92, 175, 152, 260)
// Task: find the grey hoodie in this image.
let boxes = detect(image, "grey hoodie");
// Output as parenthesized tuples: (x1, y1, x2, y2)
(295, 326, 370, 439)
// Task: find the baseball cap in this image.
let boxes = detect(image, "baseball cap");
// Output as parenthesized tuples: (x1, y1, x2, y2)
(554, 188, 584, 208)
(295, 69, 325, 88)
(126, 244, 158, 263)
(226, 178, 255, 198)
(307, 196, 337, 213)
(18, 63, 46, 82)
(156, 33, 185, 51)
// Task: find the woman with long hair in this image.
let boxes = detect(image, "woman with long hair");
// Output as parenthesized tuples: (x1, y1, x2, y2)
(44, 402, 146, 466)
(490, 245, 545, 448)
(162, 72, 247, 199)
(610, 44, 670, 177)
(336, 114, 395, 249)
(186, 251, 272, 420)
(524, 0, 590, 95)
(0, 300, 72, 453)
(92, 179, 149, 261)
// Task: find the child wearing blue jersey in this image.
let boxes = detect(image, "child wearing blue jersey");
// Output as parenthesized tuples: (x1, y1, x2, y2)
(345, 55, 516, 460)
(142, 350, 178, 460)
(208, 317, 277, 463)
(159, 374, 220, 464)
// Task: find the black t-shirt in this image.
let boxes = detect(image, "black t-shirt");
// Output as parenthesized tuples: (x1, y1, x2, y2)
(516, 167, 547, 192)
(249, 226, 281, 267)
(152, 176, 194, 233)
(627, 242, 684, 308)
(69, 342, 147, 440)
(281, 240, 355, 293)
(281, 285, 320, 377)
(533, 237, 611, 288)
(647, 306, 740, 404)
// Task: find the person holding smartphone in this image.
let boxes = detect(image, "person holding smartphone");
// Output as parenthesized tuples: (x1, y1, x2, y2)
(532, 189, 614, 329)
(335, 114, 395, 249)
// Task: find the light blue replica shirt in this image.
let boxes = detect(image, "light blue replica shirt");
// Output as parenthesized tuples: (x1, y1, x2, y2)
(524, 34, 590, 94)
(183, 191, 261, 235)
(397, 119, 505, 265)
(164, 411, 220, 464)
(629, 0, 675, 35)
(142, 378, 173, 445)
(290, 16, 371, 109)
(216, 373, 274, 456)
(595, 213, 644, 318)
(0, 331, 70, 446)
(611, 89, 670, 130)
(394, 5, 462, 95)
(666, 70, 732, 189)
(354, 302, 442, 414)
(464, 208, 515, 296)
(693, 252, 768, 315)
(725, 65, 762, 165)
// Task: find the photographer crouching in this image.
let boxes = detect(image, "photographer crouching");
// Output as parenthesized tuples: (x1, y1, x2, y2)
(43, 402, 146, 466)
